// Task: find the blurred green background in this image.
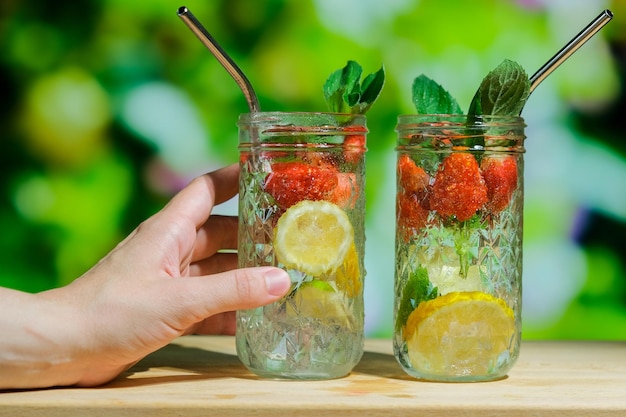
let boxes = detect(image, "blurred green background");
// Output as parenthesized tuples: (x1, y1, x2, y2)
(1, 0, 625, 339)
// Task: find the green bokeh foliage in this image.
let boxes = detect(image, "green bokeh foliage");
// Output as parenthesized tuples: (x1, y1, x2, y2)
(0, 0, 625, 338)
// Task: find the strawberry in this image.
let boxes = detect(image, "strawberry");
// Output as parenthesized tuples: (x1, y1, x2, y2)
(328, 172, 359, 209)
(396, 155, 432, 239)
(397, 154, 430, 204)
(302, 150, 333, 168)
(431, 153, 488, 222)
(397, 191, 430, 238)
(264, 162, 338, 209)
(342, 126, 367, 164)
(481, 155, 518, 214)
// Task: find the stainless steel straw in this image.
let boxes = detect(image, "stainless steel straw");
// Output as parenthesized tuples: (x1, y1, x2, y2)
(177, 6, 261, 112)
(529, 9, 613, 93)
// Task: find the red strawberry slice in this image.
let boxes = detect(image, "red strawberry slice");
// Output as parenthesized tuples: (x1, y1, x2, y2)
(329, 172, 359, 209)
(397, 154, 430, 197)
(431, 153, 488, 221)
(343, 126, 367, 164)
(396, 155, 432, 239)
(264, 162, 338, 209)
(397, 191, 430, 239)
(481, 155, 518, 214)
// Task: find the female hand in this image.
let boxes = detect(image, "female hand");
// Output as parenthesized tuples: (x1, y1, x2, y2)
(0, 164, 290, 389)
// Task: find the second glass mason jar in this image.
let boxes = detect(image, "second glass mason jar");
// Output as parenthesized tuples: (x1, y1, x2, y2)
(394, 114, 525, 382)
(236, 112, 367, 380)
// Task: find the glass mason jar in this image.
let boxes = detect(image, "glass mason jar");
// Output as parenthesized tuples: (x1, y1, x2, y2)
(236, 112, 367, 380)
(394, 114, 525, 382)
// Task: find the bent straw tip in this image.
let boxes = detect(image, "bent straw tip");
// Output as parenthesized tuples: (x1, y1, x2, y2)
(177, 6, 189, 16)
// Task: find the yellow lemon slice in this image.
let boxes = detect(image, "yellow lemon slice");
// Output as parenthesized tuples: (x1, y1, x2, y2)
(404, 291, 515, 377)
(274, 200, 353, 276)
(335, 243, 362, 298)
(286, 280, 349, 324)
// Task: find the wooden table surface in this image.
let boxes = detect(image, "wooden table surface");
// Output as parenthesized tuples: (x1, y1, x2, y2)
(1, 336, 625, 416)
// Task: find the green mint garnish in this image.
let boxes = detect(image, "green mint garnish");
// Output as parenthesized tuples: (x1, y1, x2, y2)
(454, 215, 483, 278)
(395, 265, 438, 332)
(412, 74, 463, 114)
(467, 59, 530, 117)
(464, 60, 530, 149)
(324, 60, 385, 114)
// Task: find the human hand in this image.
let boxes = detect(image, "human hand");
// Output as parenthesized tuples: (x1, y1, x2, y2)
(1, 164, 290, 389)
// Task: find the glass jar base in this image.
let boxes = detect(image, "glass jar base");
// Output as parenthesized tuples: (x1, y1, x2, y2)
(242, 365, 352, 381)
(399, 368, 510, 383)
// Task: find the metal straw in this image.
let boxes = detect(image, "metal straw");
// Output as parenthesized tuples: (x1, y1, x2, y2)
(529, 9, 613, 93)
(177, 6, 261, 112)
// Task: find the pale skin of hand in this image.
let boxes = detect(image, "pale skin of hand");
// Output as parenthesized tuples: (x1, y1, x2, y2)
(0, 164, 291, 390)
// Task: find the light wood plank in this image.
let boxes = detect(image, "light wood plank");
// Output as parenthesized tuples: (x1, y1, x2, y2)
(1, 336, 625, 416)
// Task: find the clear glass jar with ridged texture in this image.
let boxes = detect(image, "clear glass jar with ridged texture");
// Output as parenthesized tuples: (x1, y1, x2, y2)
(394, 114, 525, 382)
(236, 112, 367, 380)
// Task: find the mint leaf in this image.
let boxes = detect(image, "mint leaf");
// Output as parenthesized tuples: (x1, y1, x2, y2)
(412, 74, 462, 114)
(324, 61, 385, 114)
(341, 61, 363, 108)
(323, 62, 356, 113)
(395, 265, 438, 332)
(467, 59, 530, 116)
(354, 66, 385, 113)
(324, 61, 362, 113)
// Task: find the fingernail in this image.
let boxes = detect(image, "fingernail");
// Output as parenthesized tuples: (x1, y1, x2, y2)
(264, 268, 290, 296)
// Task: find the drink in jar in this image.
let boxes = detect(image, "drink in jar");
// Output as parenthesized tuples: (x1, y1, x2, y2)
(394, 114, 525, 382)
(236, 112, 367, 380)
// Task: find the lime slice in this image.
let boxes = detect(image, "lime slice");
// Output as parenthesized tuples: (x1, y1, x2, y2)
(274, 200, 353, 276)
(286, 280, 349, 323)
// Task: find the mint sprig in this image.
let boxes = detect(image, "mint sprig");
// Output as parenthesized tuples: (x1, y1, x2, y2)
(395, 265, 438, 332)
(324, 60, 385, 114)
(467, 59, 530, 117)
(410, 59, 530, 117)
(412, 74, 462, 114)
(464, 60, 530, 149)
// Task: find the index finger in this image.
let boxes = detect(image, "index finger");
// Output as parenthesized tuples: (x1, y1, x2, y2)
(192, 215, 238, 262)
(159, 164, 239, 230)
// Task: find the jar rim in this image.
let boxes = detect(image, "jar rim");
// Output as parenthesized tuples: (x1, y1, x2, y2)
(396, 114, 525, 152)
(238, 111, 366, 124)
(397, 114, 526, 126)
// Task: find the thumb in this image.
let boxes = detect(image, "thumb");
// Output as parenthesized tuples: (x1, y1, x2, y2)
(182, 267, 291, 319)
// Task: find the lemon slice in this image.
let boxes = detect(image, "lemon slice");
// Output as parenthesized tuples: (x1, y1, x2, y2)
(286, 280, 349, 324)
(335, 243, 362, 298)
(404, 291, 515, 377)
(274, 200, 353, 276)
